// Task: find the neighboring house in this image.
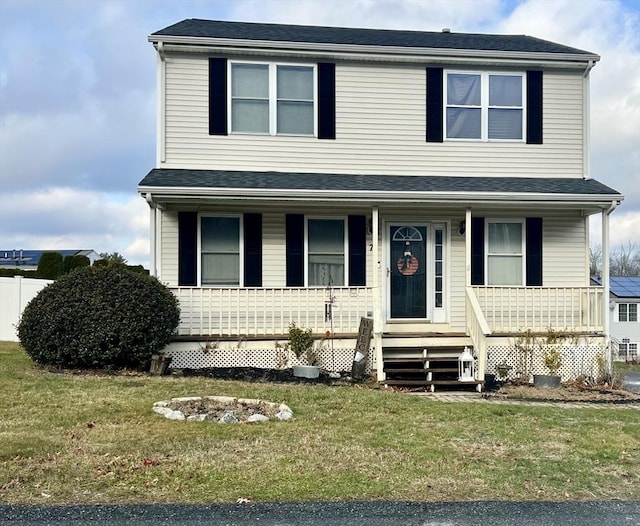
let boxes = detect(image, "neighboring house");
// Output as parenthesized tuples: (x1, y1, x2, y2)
(593, 276, 640, 361)
(0, 250, 100, 270)
(139, 19, 623, 388)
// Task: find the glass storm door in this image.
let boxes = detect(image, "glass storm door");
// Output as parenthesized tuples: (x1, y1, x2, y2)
(389, 225, 427, 319)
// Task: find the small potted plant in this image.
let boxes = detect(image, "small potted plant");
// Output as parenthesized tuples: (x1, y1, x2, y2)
(534, 346, 562, 388)
(288, 322, 320, 379)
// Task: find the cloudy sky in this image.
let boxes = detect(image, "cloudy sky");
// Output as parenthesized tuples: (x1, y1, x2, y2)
(0, 0, 638, 266)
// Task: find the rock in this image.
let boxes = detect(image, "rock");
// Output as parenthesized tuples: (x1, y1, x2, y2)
(219, 411, 239, 424)
(206, 395, 236, 404)
(276, 410, 293, 421)
(153, 401, 169, 408)
(246, 414, 269, 423)
(187, 414, 207, 422)
(237, 398, 261, 405)
(279, 403, 292, 413)
(171, 396, 202, 402)
(165, 410, 186, 421)
(152, 406, 171, 415)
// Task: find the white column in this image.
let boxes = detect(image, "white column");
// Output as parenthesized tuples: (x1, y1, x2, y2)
(149, 202, 157, 278)
(602, 205, 611, 375)
(371, 206, 385, 381)
(465, 208, 472, 287)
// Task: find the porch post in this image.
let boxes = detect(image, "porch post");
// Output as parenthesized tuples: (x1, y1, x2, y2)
(602, 204, 613, 376)
(465, 208, 472, 287)
(147, 195, 158, 278)
(371, 206, 384, 381)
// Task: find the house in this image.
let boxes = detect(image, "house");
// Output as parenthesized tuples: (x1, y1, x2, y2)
(0, 249, 100, 270)
(139, 19, 623, 389)
(592, 276, 640, 361)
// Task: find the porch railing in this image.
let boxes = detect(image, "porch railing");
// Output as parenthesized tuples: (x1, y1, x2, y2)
(471, 286, 604, 334)
(171, 286, 374, 337)
(465, 288, 492, 379)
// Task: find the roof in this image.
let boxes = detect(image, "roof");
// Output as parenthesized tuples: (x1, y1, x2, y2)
(593, 276, 640, 298)
(150, 19, 596, 58)
(139, 169, 622, 205)
(0, 250, 99, 268)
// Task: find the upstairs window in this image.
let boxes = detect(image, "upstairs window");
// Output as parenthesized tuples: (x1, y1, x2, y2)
(230, 62, 315, 136)
(446, 72, 524, 141)
(618, 303, 638, 322)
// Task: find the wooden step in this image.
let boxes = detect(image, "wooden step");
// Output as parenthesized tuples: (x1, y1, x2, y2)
(384, 368, 427, 374)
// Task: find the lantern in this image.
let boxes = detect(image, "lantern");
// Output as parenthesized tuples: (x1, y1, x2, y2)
(458, 347, 475, 382)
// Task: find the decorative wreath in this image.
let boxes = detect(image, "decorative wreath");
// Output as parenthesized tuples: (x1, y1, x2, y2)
(397, 255, 419, 276)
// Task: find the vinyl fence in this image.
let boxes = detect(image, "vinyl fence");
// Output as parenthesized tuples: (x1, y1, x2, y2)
(0, 276, 52, 341)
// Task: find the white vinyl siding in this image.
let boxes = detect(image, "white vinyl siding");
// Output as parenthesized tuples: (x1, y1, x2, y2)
(160, 210, 179, 286)
(163, 56, 584, 177)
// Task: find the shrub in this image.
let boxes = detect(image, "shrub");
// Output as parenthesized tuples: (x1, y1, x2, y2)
(18, 266, 180, 369)
(63, 254, 90, 274)
(37, 252, 63, 279)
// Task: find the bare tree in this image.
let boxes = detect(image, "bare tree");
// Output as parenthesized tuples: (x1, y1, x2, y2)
(590, 243, 602, 277)
(610, 241, 640, 277)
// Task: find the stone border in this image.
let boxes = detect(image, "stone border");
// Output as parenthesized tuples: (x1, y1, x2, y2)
(152, 396, 293, 423)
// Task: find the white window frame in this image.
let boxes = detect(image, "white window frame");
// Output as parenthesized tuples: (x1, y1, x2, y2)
(197, 214, 244, 287)
(228, 60, 317, 137)
(305, 216, 348, 287)
(444, 70, 526, 142)
(618, 303, 638, 322)
(485, 219, 526, 286)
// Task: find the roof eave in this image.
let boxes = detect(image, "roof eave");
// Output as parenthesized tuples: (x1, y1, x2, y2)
(148, 35, 600, 66)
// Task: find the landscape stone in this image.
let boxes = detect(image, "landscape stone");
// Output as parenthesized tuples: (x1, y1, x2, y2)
(275, 410, 293, 421)
(246, 414, 269, 423)
(219, 411, 239, 424)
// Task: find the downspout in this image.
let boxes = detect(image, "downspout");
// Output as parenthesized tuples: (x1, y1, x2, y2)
(146, 193, 158, 278)
(602, 199, 618, 378)
(583, 60, 595, 179)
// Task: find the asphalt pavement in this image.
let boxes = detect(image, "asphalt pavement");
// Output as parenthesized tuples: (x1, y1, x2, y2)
(1, 501, 639, 525)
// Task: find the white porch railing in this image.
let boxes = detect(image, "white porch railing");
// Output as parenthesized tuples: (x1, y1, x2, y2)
(465, 288, 492, 379)
(472, 286, 604, 334)
(171, 287, 374, 337)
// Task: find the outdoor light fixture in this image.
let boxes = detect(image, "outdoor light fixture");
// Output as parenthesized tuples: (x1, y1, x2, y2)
(458, 347, 475, 382)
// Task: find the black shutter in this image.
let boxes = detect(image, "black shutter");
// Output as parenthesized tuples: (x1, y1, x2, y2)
(526, 217, 543, 286)
(471, 217, 485, 286)
(318, 62, 336, 140)
(348, 215, 366, 286)
(209, 58, 227, 135)
(286, 214, 304, 287)
(426, 67, 444, 142)
(243, 213, 262, 287)
(178, 212, 197, 286)
(526, 70, 543, 144)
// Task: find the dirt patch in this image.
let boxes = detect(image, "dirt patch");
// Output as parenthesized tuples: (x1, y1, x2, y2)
(484, 382, 640, 404)
(167, 397, 282, 421)
(178, 367, 358, 386)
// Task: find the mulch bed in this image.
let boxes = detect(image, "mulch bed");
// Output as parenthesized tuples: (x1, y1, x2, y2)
(484, 382, 640, 404)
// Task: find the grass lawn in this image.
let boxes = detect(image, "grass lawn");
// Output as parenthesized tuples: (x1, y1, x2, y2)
(1, 341, 639, 504)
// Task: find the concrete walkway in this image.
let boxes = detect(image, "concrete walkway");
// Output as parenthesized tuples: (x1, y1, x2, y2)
(411, 391, 640, 409)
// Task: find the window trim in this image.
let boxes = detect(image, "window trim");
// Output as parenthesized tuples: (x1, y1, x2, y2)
(618, 303, 638, 322)
(305, 216, 348, 287)
(228, 60, 317, 137)
(444, 70, 526, 142)
(485, 219, 526, 286)
(197, 213, 244, 287)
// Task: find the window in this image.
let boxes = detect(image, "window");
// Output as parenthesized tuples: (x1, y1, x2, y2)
(619, 342, 638, 360)
(618, 303, 638, 322)
(200, 216, 241, 285)
(486, 221, 524, 285)
(230, 62, 314, 135)
(446, 72, 524, 141)
(307, 218, 345, 286)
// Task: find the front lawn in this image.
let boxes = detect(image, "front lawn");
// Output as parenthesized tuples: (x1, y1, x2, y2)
(1, 341, 638, 504)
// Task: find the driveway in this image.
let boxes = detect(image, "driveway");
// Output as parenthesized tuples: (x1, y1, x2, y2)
(2, 501, 639, 525)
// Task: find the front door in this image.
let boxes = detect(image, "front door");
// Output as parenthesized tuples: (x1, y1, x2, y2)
(389, 225, 427, 319)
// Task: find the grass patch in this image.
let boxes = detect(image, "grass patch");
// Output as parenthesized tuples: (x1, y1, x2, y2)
(1, 341, 639, 504)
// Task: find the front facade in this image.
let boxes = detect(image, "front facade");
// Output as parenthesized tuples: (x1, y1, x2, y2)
(139, 19, 623, 387)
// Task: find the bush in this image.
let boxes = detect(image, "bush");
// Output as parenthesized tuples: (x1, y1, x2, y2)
(63, 254, 90, 274)
(18, 266, 180, 369)
(37, 252, 63, 279)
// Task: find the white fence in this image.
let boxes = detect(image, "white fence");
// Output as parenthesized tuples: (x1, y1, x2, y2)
(0, 276, 52, 341)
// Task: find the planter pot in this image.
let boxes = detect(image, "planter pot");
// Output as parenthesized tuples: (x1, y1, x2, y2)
(292, 365, 320, 379)
(533, 374, 561, 388)
(484, 374, 497, 390)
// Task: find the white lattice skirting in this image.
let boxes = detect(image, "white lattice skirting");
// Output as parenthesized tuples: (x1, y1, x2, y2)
(486, 344, 605, 382)
(163, 340, 373, 374)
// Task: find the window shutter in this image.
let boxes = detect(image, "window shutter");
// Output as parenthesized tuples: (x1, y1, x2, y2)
(317, 62, 336, 140)
(426, 67, 444, 142)
(243, 213, 262, 287)
(286, 214, 304, 287)
(526, 217, 543, 286)
(348, 215, 366, 286)
(526, 70, 543, 144)
(471, 217, 485, 285)
(209, 58, 227, 135)
(178, 212, 198, 286)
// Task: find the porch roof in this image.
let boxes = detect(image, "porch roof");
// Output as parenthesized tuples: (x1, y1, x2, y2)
(139, 169, 622, 209)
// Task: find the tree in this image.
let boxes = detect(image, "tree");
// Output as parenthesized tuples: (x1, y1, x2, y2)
(98, 252, 127, 264)
(63, 254, 90, 274)
(610, 242, 640, 276)
(36, 252, 63, 279)
(590, 243, 602, 277)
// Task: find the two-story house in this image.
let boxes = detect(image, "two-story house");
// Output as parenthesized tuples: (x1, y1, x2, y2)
(139, 19, 623, 389)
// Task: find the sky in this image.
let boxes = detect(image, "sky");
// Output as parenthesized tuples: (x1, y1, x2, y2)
(0, 0, 639, 267)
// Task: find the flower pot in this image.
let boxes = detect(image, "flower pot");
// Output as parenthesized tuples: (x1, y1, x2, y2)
(533, 374, 561, 388)
(292, 365, 320, 379)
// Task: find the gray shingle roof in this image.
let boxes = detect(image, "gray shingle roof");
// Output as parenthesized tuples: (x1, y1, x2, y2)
(139, 169, 621, 197)
(151, 19, 594, 56)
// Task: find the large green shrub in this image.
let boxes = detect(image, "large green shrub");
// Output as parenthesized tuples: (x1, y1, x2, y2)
(18, 266, 180, 369)
(63, 254, 90, 274)
(37, 251, 63, 279)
